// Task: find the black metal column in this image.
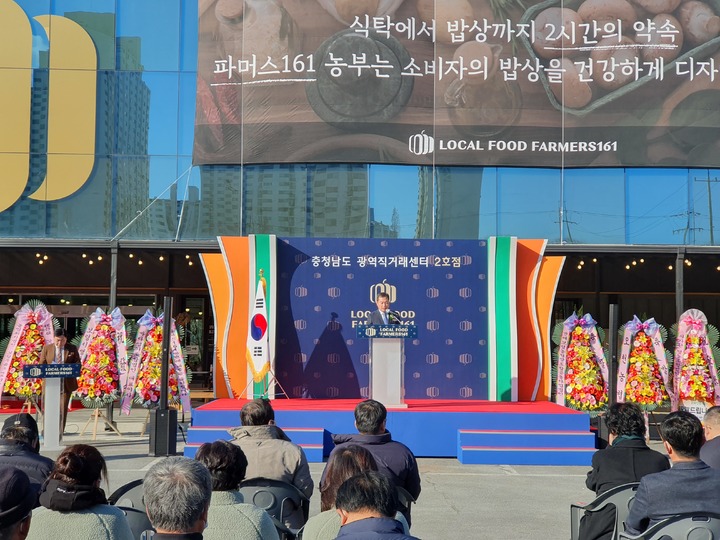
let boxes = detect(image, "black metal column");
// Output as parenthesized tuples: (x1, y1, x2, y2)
(149, 296, 177, 456)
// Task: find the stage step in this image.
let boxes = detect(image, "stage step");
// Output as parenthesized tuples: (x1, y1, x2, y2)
(184, 424, 326, 462)
(457, 429, 596, 465)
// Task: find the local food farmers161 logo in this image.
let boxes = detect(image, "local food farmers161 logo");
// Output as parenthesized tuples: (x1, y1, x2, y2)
(408, 131, 434, 155)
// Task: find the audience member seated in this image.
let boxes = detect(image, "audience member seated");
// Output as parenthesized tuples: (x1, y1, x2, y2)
(27, 444, 133, 540)
(144, 456, 211, 539)
(579, 402, 670, 540)
(624, 411, 720, 536)
(0, 467, 35, 540)
(194, 440, 279, 540)
(322, 400, 420, 525)
(335, 471, 419, 540)
(228, 398, 313, 528)
(700, 405, 720, 468)
(302, 445, 380, 540)
(0, 414, 53, 499)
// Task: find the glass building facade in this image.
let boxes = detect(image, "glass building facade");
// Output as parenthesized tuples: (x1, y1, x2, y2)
(0, 0, 718, 245)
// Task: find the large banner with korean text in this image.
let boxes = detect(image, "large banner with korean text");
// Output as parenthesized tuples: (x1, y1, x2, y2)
(195, 0, 720, 168)
(274, 238, 488, 399)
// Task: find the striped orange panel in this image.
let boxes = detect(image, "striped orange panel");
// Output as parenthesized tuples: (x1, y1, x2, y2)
(199, 253, 230, 399)
(516, 240, 547, 401)
(218, 236, 251, 398)
(536, 256, 566, 401)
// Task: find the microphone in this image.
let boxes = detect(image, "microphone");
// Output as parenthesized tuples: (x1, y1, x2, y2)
(388, 311, 401, 324)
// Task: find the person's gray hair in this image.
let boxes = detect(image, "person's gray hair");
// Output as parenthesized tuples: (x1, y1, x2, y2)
(144, 456, 212, 533)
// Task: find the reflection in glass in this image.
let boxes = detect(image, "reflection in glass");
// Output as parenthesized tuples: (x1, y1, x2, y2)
(369, 165, 418, 239)
(563, 169, 625, 245)
(434, 167, 483, 239)
(626, 169, 689, 245)
(117, 0, 181, 72)
(495, 169, 561, 242)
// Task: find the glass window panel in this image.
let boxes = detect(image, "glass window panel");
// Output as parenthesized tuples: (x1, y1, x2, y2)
(196, 164, 242, 238)
(116, 72, 178, 157)
(690, 169, 720, 246)
(17, 0, 52, 19)
(244, 165, 309, 236)
(95, 70, 116, 155)
(563, 169, 625, 245)
(41, 155, 112, 238)
(434, 166, 483, 239)
(114, 155, 181, 241)
(146, 72, 180, 156)
(368, 165, 415, 238)
(310, 164, 369, 238)
(626, 168, 689, 245)
(175, 160, 220, 241)
(179, 0, 198, 73)
(117, 0, 180, 72)
(197, 163, 243, 239)
(178, 72, 196, 157)
(50, 1, 116, 70)
(0, 153, 48, 238)
(113, 71, 150, 156)
(496, 168, 561, 241)
(479, 167, 498, 239)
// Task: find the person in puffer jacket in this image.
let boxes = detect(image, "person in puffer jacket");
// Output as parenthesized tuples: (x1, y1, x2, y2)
(27, 444, 133, 540)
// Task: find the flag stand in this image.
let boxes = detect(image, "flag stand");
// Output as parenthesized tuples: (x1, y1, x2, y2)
(239, 366, 290, 400)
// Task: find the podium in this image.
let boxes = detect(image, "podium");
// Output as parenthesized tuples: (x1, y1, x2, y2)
(23, 363, 80, 451)
(357, 325, 417, 408)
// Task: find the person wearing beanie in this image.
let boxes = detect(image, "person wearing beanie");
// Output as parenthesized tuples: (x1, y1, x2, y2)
(0, 466, 35, 539)
(0, 414, 54, 498)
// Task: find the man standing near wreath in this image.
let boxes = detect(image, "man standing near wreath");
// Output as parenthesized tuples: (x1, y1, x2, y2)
(367, 292, 400, 325)
(39, 329, 80, 434)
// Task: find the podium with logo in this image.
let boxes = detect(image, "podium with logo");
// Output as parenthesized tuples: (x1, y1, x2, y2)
(24, 363, 80, 451)
(357, 325, 417, 408)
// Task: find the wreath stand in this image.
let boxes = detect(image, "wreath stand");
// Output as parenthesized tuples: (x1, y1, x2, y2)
(21, 396, 42, 421)
(80, 408, 122, 441)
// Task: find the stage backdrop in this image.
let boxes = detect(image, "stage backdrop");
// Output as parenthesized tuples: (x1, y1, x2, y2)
(275, 238, 488, 399)
(201, 235, 564, 401)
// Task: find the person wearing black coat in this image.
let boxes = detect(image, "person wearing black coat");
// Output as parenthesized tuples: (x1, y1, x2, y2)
(579, 403, 669, 540)
(0, 414, 53, 500)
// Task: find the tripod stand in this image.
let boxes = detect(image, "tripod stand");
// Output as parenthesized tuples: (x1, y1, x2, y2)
(240, 367, 290, 399)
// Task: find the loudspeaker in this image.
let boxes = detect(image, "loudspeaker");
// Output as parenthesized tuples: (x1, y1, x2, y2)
(149, 408, 177, 456)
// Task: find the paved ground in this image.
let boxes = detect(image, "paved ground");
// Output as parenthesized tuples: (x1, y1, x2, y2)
(1, 406, 665, 540)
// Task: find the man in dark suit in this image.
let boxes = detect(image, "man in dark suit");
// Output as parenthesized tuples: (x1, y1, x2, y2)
(367, 292, 400, 325)
(39, 328, 80, 433)
(580, 402, 669, 540)
(700, 405, 720, 468)
(624, 410, 720, 536)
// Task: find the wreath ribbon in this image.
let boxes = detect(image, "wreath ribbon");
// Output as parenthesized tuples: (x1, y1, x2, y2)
(616, 316, 672, 404)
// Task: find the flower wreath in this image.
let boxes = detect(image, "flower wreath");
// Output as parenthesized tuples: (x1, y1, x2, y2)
(121, 310, 190, 414)
(672, 309, 720, 414)
(0, 302, 56, 399)
(553, 312, 609, 415)
(617, 316, 672, 411)
(73, 308, 129, 408)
